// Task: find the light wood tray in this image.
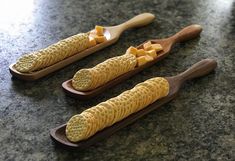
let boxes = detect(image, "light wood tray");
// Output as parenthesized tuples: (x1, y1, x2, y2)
(9, 13, 155, 81)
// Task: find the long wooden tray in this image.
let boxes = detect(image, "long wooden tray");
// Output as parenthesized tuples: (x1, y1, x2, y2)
(9, 13, 155, 81)
(50, 59, 217, 148)
(62, 24, 203, 99)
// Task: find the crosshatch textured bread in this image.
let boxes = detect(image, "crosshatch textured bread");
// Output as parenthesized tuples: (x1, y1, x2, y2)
(14, 33, 89, 72)
(66, 77, 169, 142)
(72, 54, 137, 91)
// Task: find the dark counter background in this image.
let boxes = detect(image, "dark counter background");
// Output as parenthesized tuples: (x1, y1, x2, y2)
(0, 0, 234, 160)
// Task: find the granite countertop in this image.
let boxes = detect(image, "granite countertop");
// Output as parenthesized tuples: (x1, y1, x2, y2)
(0, 0, 234, 160)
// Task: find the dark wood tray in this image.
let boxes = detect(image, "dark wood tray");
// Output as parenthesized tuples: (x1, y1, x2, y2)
(50, 59, 217, 149)
(62, 24, 203, 99)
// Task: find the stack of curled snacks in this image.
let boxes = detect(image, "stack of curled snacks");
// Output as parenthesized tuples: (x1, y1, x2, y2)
(72, 54, 137, 91)
(71, 41, 163, 91)
(14, 26, 107, 73)
(15, 33, 89, 72)
(66, 77, 169, 142)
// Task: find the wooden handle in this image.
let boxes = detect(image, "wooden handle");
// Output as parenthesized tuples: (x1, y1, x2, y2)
(117, 13, 155, 33)
(171, 24, 202, 43)
(178, 59, 217, 82)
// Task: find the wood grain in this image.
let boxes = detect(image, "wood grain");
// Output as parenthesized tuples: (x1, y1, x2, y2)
(9, 13, 155, 81)
(62, 24, 203, 99)
(50, 59, 217, 149)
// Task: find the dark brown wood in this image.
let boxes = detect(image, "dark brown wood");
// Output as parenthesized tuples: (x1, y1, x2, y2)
(50, 59, 217, 149)
(9, 13, 155, 81)
(62, 24, 203, 99)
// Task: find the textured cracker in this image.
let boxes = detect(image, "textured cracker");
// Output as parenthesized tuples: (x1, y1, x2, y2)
(66, 77, 169, 142)
(72, 54, 137, 91)
(15, 33, 89, 72)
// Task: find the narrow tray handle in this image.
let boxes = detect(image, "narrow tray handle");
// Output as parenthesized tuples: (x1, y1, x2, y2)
(178, 59, 217, 82)
(171, 24, 203, 43)
(116, 13, 155, 33)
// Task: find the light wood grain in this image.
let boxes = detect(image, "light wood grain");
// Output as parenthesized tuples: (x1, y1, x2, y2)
(9, 13, 155, 81)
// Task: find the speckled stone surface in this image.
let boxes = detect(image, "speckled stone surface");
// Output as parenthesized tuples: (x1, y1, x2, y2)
(0, 0, 234, 160)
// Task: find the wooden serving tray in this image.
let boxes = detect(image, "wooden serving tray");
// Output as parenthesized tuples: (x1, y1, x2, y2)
(62, 24, 203, 99)
(9, 13, 155, 81)
(50, 59, 217, 149)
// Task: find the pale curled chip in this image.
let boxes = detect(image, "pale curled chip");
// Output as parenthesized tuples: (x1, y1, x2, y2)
(72, 69, 94, 91)
(106, 99, 120, 124)
(65, 114, 90, 142)
(83, 108, 101, 133)
(66, 77, 170, 142)
(81, 112, 97, 138)
(111, 97, 126, 122)
(15, 33, 89, 73)
(98, 102, 116, 126)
